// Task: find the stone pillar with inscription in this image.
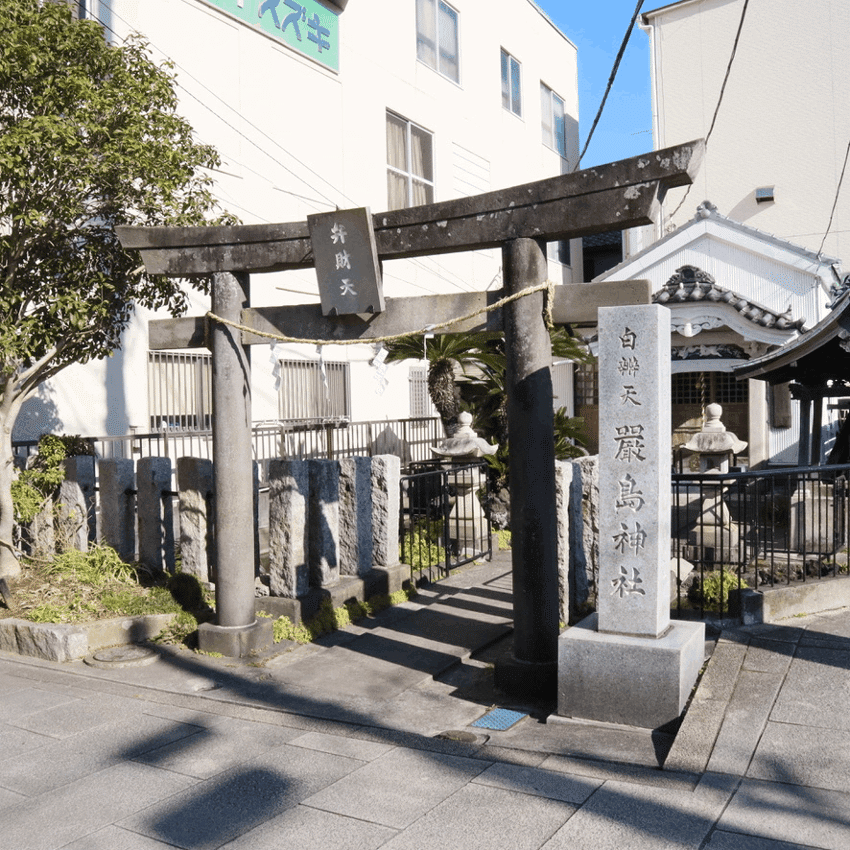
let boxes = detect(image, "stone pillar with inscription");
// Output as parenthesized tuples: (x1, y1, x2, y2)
(556, 305, 705, 729)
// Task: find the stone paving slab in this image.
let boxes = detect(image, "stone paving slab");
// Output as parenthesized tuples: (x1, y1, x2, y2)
(377, 782, 576, 850)
(706, 669, 784, 776)
(287, 730, 395, 762)
(717, 778, 850, 850)
(118, 744, 363, 850)
(0, 713, 205, 796)
(705, 830, 825, 850)
(133, 714, 305, 779)
(62, 825, 187, 850)
(217, 805, 397, 850)
(2, 761, 196, 850)
(493, 715, 672, 768)
(300, 746, 489, 829)
(540, 755, 700, 791)
(7, 690, 147, 739)
(539, 772, 738, 850)
(0, 722, 52, 763)
(471, 761, 602, 803)
(748, 721, 850, 792)
(769, 644, 850, 730)
(0, 686, 80, 722)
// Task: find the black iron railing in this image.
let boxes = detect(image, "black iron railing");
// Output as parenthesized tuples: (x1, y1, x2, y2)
(671, 463, 850, 618)
(399, 460, 492, 584)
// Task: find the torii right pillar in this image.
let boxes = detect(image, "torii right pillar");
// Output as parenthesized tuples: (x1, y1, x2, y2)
(556, 304, 704, 729)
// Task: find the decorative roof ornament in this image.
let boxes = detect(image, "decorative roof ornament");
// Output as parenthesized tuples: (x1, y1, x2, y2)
(827, 273, 850, 310)
(653, 265, 806, 332)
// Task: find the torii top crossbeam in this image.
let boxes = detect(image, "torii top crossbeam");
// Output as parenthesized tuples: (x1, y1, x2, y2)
(118, 140, 703, 277)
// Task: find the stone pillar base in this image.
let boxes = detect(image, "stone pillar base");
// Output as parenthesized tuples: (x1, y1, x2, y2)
(556, 613, 705, 729)
(494, 655, 557, 701)
(197, 619, 273, 658)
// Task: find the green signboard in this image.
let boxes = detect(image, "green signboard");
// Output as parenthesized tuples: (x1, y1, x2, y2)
(203, 0, 340, 72)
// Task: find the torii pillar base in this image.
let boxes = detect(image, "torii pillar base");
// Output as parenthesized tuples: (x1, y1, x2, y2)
(198, 619, 273, 658)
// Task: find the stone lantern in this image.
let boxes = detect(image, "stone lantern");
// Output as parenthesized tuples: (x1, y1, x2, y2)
(682, 404, 747, 563)
(681, 403, 747, 473)
(431, 412, 496, 555)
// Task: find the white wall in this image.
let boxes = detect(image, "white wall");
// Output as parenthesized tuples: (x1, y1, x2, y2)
(641, 0, 850, 264)
(18, 0, 581, 441)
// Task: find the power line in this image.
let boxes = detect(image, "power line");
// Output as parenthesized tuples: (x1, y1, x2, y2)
(90, 5, 490, 295)
(818, 136, 850, 259)
(577, 0, 645, 168)
(667, 0, 751, 222)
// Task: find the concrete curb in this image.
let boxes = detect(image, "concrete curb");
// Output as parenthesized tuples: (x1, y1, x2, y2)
(663, 633, 748, 773)
(0, 613, 176, 663)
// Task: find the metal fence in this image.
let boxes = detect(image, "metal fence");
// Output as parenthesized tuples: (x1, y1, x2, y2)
(400, 460, 492, 584)
(671, 463, 850, 618)
(12, 417, 443, 468)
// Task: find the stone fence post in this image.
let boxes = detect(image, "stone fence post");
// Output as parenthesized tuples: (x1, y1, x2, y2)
(177, 457, 214, 584)
(268, 459, 310, 598)
(98, 459, 136, 561)
(138, 457, 174, 575)
(371, 454, 400, 567)
(58, 456, 96, 551)
(339, 456, 373, 577)
(308, 459, 339, 587)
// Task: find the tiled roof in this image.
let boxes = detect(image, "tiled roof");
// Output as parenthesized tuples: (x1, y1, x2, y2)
(653, 265, 806, 331)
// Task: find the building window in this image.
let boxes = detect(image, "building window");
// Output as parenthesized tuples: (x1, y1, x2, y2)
(416, 0, 459, 83)
(148, 352, 212, 431)
(574, 363, 598, 408)
(278, 359, 350, 421)
(672, 372, 749, 406)
(387, 111, 435, 209)
(547, 240, 571, 266)
(500, 49, 521, 116)
(76, 0, 101, 20)
(541, 83, 567, 158)
(409, 365, 434, 418)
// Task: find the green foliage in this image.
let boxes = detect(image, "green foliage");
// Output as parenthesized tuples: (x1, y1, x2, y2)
(46, 543, 136, 586)
(0, 1, 229, 375)
(0, 1, 232, 573)
(553, 407, 589, 460)
(271, 588, 416, 645)
(12, 434, 68, 523)
(496, 529, 512, 551)
(401, 518, 446, 571)
(387, 327, 593, 487)
(693, 569, 746, 612)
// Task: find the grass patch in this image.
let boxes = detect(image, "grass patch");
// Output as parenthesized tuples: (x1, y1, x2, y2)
(2, 544, 213, 648)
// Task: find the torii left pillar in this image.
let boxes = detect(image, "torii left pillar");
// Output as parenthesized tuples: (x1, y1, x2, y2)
(197, 272, 273, 656)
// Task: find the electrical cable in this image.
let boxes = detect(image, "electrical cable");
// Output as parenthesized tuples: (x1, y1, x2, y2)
(817, 136, 850, 259)
(666, 0, 751, 222)
(88, 4, 502, 295)
(577, 0, 645, 168)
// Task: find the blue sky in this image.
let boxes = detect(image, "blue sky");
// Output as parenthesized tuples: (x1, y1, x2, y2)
(536, 1, 655, 168)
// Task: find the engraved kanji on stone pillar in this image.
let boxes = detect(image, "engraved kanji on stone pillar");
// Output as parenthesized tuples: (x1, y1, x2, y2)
(598, 305, 671, 638)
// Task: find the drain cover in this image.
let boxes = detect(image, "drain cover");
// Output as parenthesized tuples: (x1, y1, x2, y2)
(471, 708, 527, 731)
(84, 645, 159, 669)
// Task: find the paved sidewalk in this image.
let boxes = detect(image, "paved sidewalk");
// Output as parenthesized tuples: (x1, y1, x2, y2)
(2, 553, 850, 849)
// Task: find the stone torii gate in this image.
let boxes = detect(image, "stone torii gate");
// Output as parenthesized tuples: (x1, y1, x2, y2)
(118, 140, 703, 698)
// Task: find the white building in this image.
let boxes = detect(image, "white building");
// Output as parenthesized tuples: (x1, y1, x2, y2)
(17, 0, 582, 444)
(595, 201, 840, 467)
(636, 0, 850, 264)
(588, 0, 849, 468)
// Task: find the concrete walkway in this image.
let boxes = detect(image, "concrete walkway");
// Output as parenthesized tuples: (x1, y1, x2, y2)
(2, 551, 850, 849)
